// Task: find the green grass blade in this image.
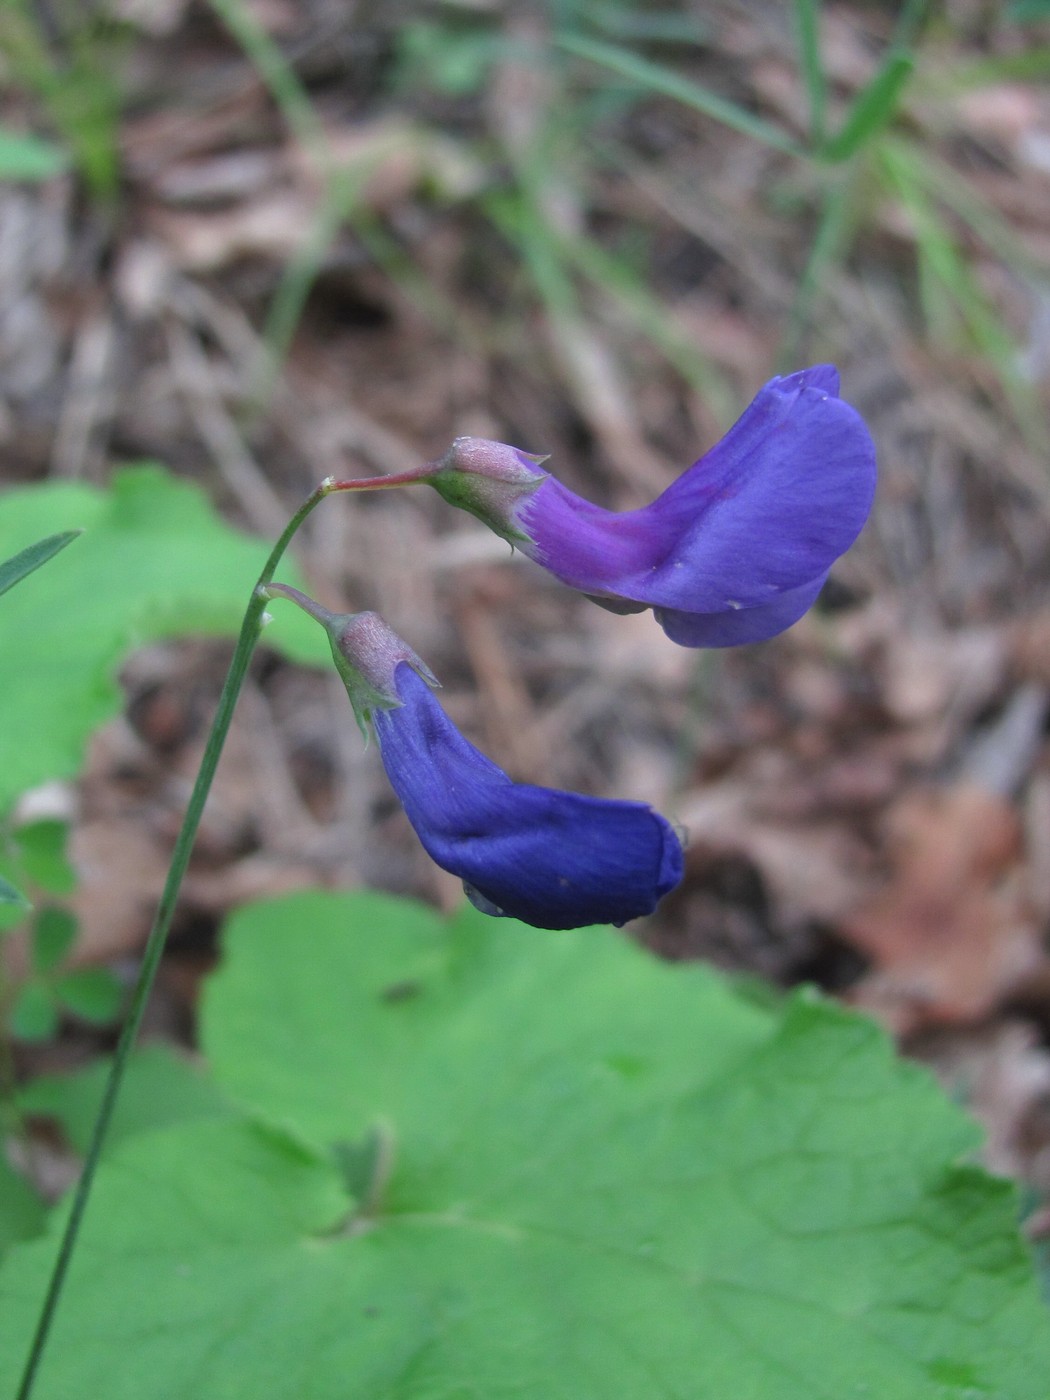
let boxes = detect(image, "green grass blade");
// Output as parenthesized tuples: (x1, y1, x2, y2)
(556, 33, 805, 158)
(205, 0, 326, 160)
(793, 0, 826, 148)
(0, 532, 80, 600)
(823, 51, 914, 161)
(778, 173, 857, 368)
(559, 231, 732, 410)
(886, 136, 1042, 277)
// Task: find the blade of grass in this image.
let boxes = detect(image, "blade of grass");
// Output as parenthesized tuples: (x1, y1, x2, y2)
(881, 144, 1042, 439)
(778, 171, 858, 369)
(556, 33, 806, 159)
(13, 482, 339, 1400)
(0, 3, 123, 202)
(793, 0, 827, 149)
(822, 51, 914, 162)
(886, 136, 1045, 278)
(0, 532, 80, 599)
(558, 230, 733, 414)
(206, 0, 361, 417)
(246, 173, 363, 423)
(205, 0, 327, 162)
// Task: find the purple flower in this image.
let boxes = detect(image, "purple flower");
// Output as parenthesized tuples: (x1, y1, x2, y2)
(373, 664, 683, 930)
(427, 366, 876, 647)
(261, 585, 684, 931)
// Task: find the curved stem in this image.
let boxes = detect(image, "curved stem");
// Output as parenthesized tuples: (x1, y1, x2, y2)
(16, 481, 333, 1400)
(326, 464, 441, 493)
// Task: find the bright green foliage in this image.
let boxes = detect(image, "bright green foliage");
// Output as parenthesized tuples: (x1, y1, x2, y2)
(50, 968, 123, 1025)
(821, 52, 915, 161)
(6, 907, 123, 1042)
(0, 465, 327, 817)
(2, 892, 1048, 1398)
(0, 129, 69, 182)
(30, 910, 77, 976)
(13, 823, 76, 902)
(17, 1044, 234, 1156)
(0, 822, 75, 936)
(7, 980, 57, 1042)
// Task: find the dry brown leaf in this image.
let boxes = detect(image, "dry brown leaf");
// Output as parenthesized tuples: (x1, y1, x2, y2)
(676, 780, 871, 926)
(842, 783, 1046, 1033)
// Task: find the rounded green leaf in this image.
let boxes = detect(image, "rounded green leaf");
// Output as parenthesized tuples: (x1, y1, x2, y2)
(31, 909, 77, 975)
(17, 822, 76, 898)
(53, 968, 123, 1025)
(0, 466, 329, 816)
(8, 982, 58, 1043)
(2, 893, 1047, 1397)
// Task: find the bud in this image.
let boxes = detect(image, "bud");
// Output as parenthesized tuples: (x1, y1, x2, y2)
(260, 584, 437, 737)
(425, 437, 548, 545)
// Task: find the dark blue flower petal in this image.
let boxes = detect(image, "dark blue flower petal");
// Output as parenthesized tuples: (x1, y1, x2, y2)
(516, 366, 875, 641)
(654, 573, 828, 648)
(372, 666, 684, 930)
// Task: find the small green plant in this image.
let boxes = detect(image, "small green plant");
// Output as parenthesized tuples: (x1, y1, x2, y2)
(0, 1, 128, 203)
(7, 909, 123, 1044)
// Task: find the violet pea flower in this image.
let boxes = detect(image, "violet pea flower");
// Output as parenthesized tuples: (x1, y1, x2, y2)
(374, 663, 683, 930)
(414, 366, 876, 647)
(261, 586, 684, 931)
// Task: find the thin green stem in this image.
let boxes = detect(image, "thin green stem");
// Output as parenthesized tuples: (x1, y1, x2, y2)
(777, 172, 856, 370)
(15, 481, 332, 1400)
(793, 0, 826, 149)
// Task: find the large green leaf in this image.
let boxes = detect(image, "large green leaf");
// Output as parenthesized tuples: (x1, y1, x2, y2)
(17, 1044, 235, 1155)
(0, 466, 328, 814)
(2, 892, 1047, 1397)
